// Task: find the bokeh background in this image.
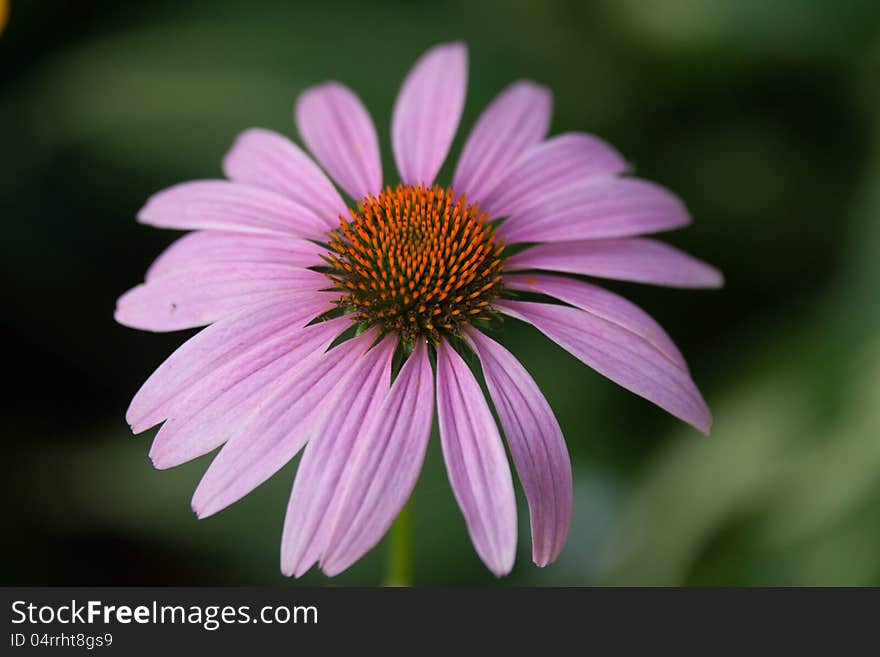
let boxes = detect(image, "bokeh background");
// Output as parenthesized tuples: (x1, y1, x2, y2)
(3, 0, 880, 586)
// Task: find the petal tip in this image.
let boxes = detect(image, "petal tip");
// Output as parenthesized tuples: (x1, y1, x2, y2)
(148, 440, 179, 470)
(113, 301, 127, 325)
(127, 415, 149, 436)
(430, 40, 467, 57)
(294, 80, 344, 113)
(318, 559, 345, 578)
(292, 562, 313, 579)
(148, 451, 171, 471)
(512, 79, 553, 108)
(135, 207, 150, 225)
(113, 295, 144, 331)
(695, 259, 725, 289)
(136, 192, 168, 226)
(280, 563, 300, 579)
(113, 289, 166, 333)
(532, 547, 563, 569)
(190, 495, 205, 518)
(190, 499, 216, 520)
(690, 403, 713, 435)
(281, 548, 317, 579)
(488, 559, 515, 578)
(698, 416, 713, 436)
(190, 496, 216, 520)
(220, 128, 265, 173)
(442, 41, 468, 63)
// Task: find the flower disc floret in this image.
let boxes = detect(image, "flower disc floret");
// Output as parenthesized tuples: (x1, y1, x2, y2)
(325, 184, 504, 343)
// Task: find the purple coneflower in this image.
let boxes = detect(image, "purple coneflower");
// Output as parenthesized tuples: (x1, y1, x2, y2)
(116, 43, 721, 578)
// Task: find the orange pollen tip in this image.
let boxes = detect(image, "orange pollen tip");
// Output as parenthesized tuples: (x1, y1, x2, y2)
(325, 184, 504, 343)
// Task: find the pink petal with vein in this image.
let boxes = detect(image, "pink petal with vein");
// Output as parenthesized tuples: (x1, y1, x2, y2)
(137, 181, 328, 238)
(497, 299, 712, 433)
(295, 82, 382, 200)
(222, 128, 346, 225)
(453, 81, 552, 205)
(127, 298, 342, 434)
(116, 265, 330, 332)
(392, 42, 468, 186)
(318, 342, 434, 577)
(499, 178, 690, 244)
(435, 340, 517, 576)
(192, 331, 389, 518)
(506, 238, 724, 289)
(480, 133, 628, 218)
(145, 231, 324, 282)
(504, 273, 687, 369)
(466, 328, 572, 567)
(148, 315, 352, 470)
(281, 334, 397, 577)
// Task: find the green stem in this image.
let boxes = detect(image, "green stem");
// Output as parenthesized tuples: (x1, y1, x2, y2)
(384, 500, 413, 586)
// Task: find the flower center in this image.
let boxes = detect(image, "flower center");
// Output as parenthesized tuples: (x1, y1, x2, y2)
(324, 184, 504, 344)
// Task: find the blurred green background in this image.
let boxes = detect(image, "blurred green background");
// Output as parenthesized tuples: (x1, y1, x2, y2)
(3, 0, 880, 586)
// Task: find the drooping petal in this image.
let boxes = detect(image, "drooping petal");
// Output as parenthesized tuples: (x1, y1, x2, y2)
(504, 273, 687, 369)
(126, 297, 343, 434)
(145, 231, 324, 282)
(192, 331, 391, 519)
(280, 334, 397, 577)
(222, 128, 346, 225)
(148, 316, 356, 470)
(149, 336, 313, 469)
(435, 340, 517, 576)
(116, 265, 330, 332)
(480, 133, 628, 219)
(453, 81, 552, 205)
(392, 42, 468, 186)
(466, 328, 572, 567)
(496, 300, 712, 433)
(137, 181, 328, 238)
(506, 238, 724, 289)
(318, 342, 434, 577)
(499, 179, 691, 244)
(295, 82, 382, 200)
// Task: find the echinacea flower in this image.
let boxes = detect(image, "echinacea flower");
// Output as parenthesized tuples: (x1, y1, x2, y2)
(116, 42, 722, 578)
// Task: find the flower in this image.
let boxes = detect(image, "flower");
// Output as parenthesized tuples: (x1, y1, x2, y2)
(116, 42, 722, 578)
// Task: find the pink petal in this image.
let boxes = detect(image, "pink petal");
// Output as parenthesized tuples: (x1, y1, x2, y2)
(496, 300, 712, 433)
(504, 273, 687, 369)
(295, 82, 382, 200)
(145, 231, 324, 282)
(480, 133, 628, 218)
(392, 42, 468, 186)
(148, 316, 354, 470)
(137, 181, 328, 238)
(280, 334, 397, 577)
(318, 342, 434, 577)
(506, 238, 724, 289)
(192, 331, 390, 519)
(453, 81, 551, 206)
(222, 128, 347, 226)
(435, 340, 517, 576)
(466, 328, 572, 567)
(115, 265, 331, 332)
(149, 335, 317, 469)
(499, 178, 691, 244)
(126, 297, 343, 434)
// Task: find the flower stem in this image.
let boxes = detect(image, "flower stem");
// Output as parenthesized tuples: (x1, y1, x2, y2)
(384, 500, 413, 586)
